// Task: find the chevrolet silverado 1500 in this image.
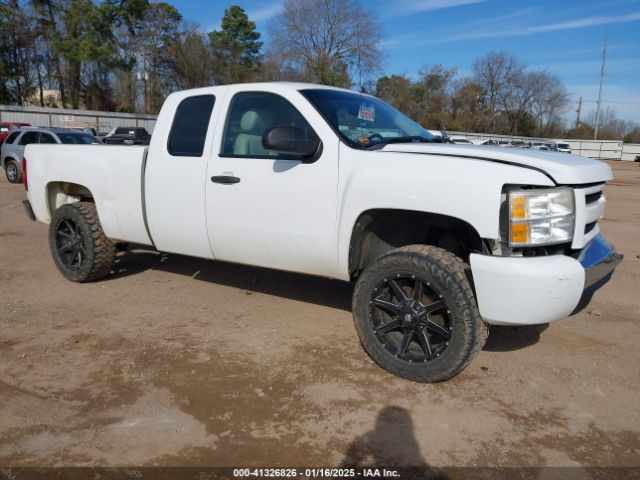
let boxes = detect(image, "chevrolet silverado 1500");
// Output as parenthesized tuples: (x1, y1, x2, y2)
(21, 82, 622, 382)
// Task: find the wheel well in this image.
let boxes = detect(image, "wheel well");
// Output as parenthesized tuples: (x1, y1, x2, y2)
(348, 209, 483, 275)
(46, 182, 94, 217)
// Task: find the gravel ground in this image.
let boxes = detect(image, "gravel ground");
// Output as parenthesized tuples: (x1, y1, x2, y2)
(0, 161, 639, 476)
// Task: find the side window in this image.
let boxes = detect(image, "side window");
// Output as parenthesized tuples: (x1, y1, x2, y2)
(5, 131, 20, 144)
(39, 133, 57, 144)
(168, 95, 216, 157)
(19, 131, 39, 145)
(221, 92, 318, 158)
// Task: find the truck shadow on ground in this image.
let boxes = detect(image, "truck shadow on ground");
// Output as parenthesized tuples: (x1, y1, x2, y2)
(110, 245, 353, 311)
(483, 324, 549, 352)
(111, 245, 547, 350)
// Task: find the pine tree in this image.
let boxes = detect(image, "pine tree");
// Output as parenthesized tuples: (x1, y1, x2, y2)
(209, 5, 262, 84)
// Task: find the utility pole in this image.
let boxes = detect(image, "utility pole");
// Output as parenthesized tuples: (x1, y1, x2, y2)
(594, 38, 607, 140)
(575, 96, 582, 129)
(137, 52, 149, 114)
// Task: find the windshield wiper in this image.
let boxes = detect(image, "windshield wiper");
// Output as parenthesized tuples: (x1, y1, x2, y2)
(364, 135, 433, 149)
(384, 136, 433, 144)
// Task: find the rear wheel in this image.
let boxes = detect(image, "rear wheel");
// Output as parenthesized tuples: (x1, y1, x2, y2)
(49, 202, 116, 282)
(352, 245, 488, 382)
(5, 160, 21, 183)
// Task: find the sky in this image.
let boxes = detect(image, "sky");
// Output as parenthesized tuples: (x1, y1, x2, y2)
(171, 0, 640, 123)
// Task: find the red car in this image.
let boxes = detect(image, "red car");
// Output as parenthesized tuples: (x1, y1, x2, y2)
(0, 122, 31, 144)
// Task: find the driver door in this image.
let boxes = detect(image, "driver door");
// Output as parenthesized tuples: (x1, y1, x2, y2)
(206, 89, 339, 277)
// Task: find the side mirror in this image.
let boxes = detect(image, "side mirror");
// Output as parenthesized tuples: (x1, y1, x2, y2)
(262, 126, 321, 160)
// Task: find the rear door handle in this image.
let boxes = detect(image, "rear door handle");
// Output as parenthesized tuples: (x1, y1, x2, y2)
(211, 175, 240, 184)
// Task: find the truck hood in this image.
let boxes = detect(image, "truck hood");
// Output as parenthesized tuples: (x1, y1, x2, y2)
(382, 143, 612, 185)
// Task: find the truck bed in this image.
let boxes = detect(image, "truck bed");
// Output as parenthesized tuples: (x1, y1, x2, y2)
(24, 144, 153, 245)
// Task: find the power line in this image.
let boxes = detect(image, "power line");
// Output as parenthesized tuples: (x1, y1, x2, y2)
(584, 99, 640, 106)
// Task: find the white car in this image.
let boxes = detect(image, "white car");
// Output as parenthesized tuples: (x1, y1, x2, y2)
(21, 82, 621, 382)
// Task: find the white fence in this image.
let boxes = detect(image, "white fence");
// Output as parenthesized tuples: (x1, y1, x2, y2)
(450, 131, 639, 162)
(0, 104, 157, 135)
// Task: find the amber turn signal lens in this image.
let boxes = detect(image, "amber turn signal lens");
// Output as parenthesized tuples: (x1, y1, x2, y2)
(510, 222, 528, 244)
(510, 194, 526, 219)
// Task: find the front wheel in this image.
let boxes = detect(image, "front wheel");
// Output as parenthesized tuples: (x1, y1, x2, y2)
(49, 202, 116, 282)
(5, 160, 21, 183)
(352, 245, 488, 382)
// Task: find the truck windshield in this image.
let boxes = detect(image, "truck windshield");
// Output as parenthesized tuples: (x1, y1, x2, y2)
(301, 89, 433, 148)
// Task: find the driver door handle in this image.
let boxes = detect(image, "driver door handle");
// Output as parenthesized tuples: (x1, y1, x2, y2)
(211, 175, 240, 185)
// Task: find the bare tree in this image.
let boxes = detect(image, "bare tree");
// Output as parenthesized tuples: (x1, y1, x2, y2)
(268, 0, 382, 88)
(530, 72, 569, 136)
(170, 23, 213, 89)
(472, 51, 523, 131)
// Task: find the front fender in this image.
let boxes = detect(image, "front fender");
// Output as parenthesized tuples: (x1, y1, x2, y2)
(335, 145, 554, 278)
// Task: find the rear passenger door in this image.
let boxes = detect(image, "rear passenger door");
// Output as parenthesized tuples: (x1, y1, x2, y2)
(144, 92, 224, 258)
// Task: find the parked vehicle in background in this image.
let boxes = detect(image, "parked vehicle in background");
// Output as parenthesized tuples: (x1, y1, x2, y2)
(426, 129, 446, 143)
(531, 142, 550, 151)
(0, 122, 31, 145)
(555, 141, 572, 154)
(22, 82, 622, 383)
(71, 127, 99, 137)
(1, 127, 101, 183)
(449, 136, 472, 145)
(103, 127, 151, 145)
(475, 139, 499, 146)
(498, 140, 513, 147)
(511, 140, 529, 148)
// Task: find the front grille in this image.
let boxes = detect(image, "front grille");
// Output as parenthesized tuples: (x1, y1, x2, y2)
(572, 184, 605, 249)
(586, 191, 602, 204)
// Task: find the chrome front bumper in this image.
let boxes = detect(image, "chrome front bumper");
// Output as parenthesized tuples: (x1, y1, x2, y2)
(576, 234, 623, 289)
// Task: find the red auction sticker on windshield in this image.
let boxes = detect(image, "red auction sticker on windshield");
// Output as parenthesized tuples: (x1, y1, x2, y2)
(358, 104, 375, 122)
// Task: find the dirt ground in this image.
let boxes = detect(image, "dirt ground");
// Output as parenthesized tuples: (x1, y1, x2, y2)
(1, 161, 639, 476)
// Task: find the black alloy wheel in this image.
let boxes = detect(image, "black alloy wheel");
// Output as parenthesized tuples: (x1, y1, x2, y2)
(370, 274, 452, 363)
(54, 218, 87, 271)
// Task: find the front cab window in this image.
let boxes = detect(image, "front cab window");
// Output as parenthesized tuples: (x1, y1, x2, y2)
(221, 92, 319, 159)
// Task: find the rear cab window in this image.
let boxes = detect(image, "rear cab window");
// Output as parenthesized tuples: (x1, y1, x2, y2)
(168, 95, 216, 157)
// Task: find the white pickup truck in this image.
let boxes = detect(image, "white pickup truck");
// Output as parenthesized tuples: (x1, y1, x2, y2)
(21, 82, 622, 382)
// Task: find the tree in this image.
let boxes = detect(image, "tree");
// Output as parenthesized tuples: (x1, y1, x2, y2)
(133, 2, 182, 112)
(529, 72, 569, 137)
(170, 24, 212, 89)
(209, 5, 262, 85)
(449, 79, 485, 132)
(268, 0, 381, 88)
(375, 75, 415, 117)
(472, 51, 523, 132)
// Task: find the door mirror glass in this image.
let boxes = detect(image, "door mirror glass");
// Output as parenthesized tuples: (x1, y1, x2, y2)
(262, 126, 320, 159)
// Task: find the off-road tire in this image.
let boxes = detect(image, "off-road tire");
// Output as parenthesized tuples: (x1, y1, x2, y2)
(352, 245, 488, 382)
(49, 202, 116, 282)
(5, 159, 21, 183)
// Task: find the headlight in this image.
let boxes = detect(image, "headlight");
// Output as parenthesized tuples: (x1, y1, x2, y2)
(508, 187, 575, 246)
